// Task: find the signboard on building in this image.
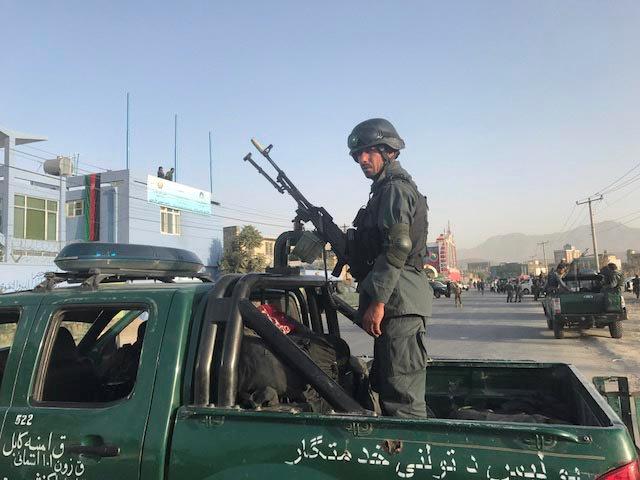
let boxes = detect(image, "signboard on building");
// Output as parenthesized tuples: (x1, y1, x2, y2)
(147, 175, 211, 215)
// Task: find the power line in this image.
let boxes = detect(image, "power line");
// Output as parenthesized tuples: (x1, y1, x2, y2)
(127, 216, 223, 233)
(10, 149, 97, 175)
(127, 195, 291, 229)
(13, 148, 108, 174)
(601, 171, 640, 196)
(22, 144, 59, 156)
(215, 204, 291, 221)
(221, 200, 294, 218)
(595, 161, 640, 195)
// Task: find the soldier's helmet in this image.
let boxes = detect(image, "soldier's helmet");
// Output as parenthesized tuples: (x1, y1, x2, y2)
(348, 118, 405, 160)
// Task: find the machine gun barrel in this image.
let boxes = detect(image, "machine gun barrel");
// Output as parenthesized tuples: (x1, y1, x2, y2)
(245, 139, 349, 277)
(243, 153, 284, 193)
(251, 138, 314, 210)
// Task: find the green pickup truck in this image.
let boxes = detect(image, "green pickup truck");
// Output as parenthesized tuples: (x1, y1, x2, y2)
(0, 242, 638, 480)
(542, 273, 627, 339)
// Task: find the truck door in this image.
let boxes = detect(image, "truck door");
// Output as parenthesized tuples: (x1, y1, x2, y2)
(0, 292, 173, 480)
(0, 298, 41, 440)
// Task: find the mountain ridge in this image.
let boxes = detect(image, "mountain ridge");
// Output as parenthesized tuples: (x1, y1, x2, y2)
(458, 221, 640, 265)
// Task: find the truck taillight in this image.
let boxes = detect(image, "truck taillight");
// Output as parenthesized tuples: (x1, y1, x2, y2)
(552, 298, 561, 314)
(597, 460, 640, 480)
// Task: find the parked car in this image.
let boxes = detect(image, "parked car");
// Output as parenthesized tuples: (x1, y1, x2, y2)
(430, 280, 449, 298)
(518, 278, 533, 295)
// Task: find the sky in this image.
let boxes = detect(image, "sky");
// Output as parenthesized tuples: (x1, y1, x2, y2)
(2, 1, 640, 249)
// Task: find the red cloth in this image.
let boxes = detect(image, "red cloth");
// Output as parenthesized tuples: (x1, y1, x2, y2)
(257, 304, 297, 335)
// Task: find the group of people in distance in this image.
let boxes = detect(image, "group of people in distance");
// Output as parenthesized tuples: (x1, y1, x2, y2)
(157, 166, 174, 181)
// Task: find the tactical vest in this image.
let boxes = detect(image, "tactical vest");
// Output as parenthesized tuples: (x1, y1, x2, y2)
(349, 171, 428, 282)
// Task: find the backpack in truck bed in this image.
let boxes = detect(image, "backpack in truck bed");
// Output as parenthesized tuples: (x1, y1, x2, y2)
(237, 330, 349, 413)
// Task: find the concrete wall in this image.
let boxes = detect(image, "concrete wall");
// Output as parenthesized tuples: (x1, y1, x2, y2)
(0, 264, 50, 292)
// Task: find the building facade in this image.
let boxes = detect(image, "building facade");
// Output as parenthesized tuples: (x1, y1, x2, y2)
(435, 226, 461, 281)
(490, 262, 528, 279)
(1, 128, 221, 290)
(425, 224, 461, 281)
(553, 244, 582, 266)
(626, 249, 640, 270)
(467, 261, 490, 274)
(526, 259, 547, 277)
(599, 251, 622, 270)
(223, 225, 277, 268)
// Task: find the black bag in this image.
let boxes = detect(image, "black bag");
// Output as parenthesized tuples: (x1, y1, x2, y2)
(237, 330, 350, 412)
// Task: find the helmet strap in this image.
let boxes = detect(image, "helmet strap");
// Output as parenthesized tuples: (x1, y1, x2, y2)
(377, 146, 394, 165)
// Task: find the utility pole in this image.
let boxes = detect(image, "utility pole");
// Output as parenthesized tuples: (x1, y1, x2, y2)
(126, 92, 130, 170)
(208, 131, 213, 194)
(537, 241, 549, 274)
(174, 114, 178, 182)
(576, 195, 603, 270)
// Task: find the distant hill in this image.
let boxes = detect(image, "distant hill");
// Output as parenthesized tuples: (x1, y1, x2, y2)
(458, 221, 640, 265)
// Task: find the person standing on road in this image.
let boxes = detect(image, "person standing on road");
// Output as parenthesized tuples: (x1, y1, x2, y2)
(479, 280, 485, 295)
(348, 118, 431, 418)
(633, 274, 640, 300)
(532, 278, 540, 301)
(452, 281, 463, 308)
(514, 280, 523, 303)
(506, 281, 514, 302)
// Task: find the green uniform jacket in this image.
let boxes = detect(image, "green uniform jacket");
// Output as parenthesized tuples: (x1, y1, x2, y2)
(358, 161, 432, 318)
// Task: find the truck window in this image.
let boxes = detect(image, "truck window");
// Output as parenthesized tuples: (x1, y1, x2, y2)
(34, 306, 148, 405)
(0, 308, 20, 391)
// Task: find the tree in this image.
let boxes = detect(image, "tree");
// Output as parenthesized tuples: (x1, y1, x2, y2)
(220, 225, 267, 273)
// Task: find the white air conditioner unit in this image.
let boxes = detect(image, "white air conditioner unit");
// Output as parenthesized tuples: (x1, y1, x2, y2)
(44, 156, 74, 176)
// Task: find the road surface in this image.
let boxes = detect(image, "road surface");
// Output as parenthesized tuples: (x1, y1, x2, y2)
(340, 289, 640, 387)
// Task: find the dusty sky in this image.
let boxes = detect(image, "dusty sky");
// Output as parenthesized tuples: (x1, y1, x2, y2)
(2, 1, 639, 248)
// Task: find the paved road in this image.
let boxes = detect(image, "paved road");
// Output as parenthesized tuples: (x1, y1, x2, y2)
(339, 290, 640, 388)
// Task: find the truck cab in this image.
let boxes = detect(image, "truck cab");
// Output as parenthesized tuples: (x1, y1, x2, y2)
(0, 242, 638, 479)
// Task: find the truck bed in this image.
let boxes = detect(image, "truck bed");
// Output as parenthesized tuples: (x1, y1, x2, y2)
(426, 360, 612, 427)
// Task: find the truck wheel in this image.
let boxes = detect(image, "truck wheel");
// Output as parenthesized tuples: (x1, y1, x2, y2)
(522, 289, 530, 295)
(434, 291, 441, 298)
(609, 321, 623, 339)
(553, 317, 564, 339)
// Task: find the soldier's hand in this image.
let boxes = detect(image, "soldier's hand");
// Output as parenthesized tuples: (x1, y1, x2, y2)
(363, 301, 385, 337)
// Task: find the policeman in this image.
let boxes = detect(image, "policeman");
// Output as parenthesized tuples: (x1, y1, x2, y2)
(514, 281, 523, 303)
(601, 263, 624, 294)
(505, 281, 514, 303)
(546, 264, 570, 294)
(348, 118, 431, 418)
